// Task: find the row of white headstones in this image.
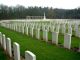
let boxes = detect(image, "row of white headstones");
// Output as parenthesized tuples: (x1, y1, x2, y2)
(0, 32, 36, 60)
(0, 20, 80, 50)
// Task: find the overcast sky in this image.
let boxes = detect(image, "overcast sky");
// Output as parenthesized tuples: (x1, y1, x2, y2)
(0, 0, 80, 9)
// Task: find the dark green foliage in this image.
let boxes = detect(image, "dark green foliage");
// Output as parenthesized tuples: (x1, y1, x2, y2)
(0, 4, 80, 19)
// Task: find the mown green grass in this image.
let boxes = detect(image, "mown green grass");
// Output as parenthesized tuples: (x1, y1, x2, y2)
(0, 27, 80, 60)
(0, 46, 9, 60)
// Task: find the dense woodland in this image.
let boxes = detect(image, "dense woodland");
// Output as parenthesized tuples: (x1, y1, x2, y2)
(0, 4, 80, 20)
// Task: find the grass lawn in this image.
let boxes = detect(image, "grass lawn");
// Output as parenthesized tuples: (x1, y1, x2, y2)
(0, 46, 9, 60)
(0, 26, 80, 60)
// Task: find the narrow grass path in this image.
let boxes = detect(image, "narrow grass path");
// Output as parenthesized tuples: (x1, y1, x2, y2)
(0, 27, 80, 60)
(0, 46, 9, 60)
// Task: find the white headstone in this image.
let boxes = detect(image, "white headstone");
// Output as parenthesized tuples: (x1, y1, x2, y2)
(52, 32, 58, 45)
(68, 24, 71, 28)
(18, 25, 20, 32)
(2, 34, 6, 50)
(43, 30, 48, 42)
(13, 42, 20, 60)
(20, 25, 22, 32)
(75, 28, 78, 37)
(25, 27, 29, 35)
(68, 27, 72, 35)
(0, 32, 2, 45)
(50, 26, 55, 32)
(31, 28, 34, 37)
(30, 27, 32, 36)
(25, 51, 36, 60)
(22, 26, 25, 34)
(13, 24, 15, 31)
(6, 38, 12, 57)
(16, 25, 19, 32)
(74, 24, 78, 31)
(42, 25, 45, 31)
(36, 29, 40, 39)
(64, 33, 71, 49)
(14, 24, 16, 31)
(46, 26, 49, 31)
(15, 24, 17, 31)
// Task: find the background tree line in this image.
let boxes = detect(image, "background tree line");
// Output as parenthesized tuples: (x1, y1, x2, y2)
(0, 4, 80, 20)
